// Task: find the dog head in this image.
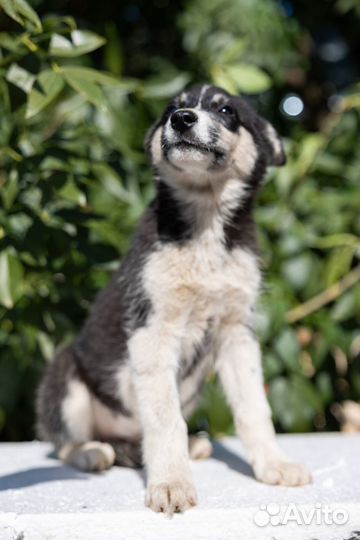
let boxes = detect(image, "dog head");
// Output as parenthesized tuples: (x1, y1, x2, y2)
(146, 84, 286, 190)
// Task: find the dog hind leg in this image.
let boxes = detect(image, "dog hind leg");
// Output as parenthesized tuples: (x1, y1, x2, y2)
(188, 434, 213, 460)
(59, 441, 116, 471)
(37, 346, 116, 472)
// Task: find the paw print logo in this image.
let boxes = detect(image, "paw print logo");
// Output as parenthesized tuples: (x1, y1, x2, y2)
(253, 504, 270, 527)
(253, 503, 280, 527)
(267, 503, 281, 525)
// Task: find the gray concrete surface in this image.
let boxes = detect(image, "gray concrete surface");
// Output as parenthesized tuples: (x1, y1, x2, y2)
(0, 433, 359, 540)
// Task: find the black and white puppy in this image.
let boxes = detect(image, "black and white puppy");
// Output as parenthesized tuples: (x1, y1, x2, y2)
(37, 84, 311, 514)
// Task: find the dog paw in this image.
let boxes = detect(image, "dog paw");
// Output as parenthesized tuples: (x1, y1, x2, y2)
(146, 480, 197, 514)
(254, 459, 312, 487)
(62, 441, 116, 472)
(189, 434, 213, 460)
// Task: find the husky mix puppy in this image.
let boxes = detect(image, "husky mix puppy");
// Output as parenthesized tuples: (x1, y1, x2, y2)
(37, 84, 311, 514)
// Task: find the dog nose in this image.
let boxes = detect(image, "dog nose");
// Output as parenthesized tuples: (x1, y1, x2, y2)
(171, 110, 198, 132)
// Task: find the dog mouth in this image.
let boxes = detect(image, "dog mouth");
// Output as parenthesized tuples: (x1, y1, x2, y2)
(170, 141, 213, 153)
(164, 140, 226, 161)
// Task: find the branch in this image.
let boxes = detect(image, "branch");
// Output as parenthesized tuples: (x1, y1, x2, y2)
(286, 265, 360, 323)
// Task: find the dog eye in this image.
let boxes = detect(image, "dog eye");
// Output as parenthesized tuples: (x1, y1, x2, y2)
(219, 105, 233, 115)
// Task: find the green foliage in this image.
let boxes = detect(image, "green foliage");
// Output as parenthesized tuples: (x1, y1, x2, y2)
(179, 0, 303, 92)
(0, 0, 359, 440)
(0, 1, 150, 439)
(257, 94, 360, 432)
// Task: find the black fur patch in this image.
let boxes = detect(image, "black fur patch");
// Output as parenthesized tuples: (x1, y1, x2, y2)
(72, 210, 156, 412)
(155, 180, 194, 242)
(223, 155, 267, 252)
(36, 346, 78, 447)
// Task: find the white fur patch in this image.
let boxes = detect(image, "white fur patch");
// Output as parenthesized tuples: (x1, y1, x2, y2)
(231, 126, 258, 178)
(150, 127, 162, 166)
(195, 84, 210, 108)
(62, 372, 142, 444)
(92, 392, 141, 442)
(179, 92, 188, 107)
(211, 93, 226, 108)
(143, 238, 260, 322)
(62, 379, 92, 443)
(265, 123, 282, 160)
(168, 146, 214, 171)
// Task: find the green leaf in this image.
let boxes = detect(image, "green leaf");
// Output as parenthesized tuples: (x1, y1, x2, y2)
(103, 22, 123, 76)
(60, 66, 137, 91)
(274, 328, 301, 372)
(59, 178, 87, 206)
(71, 29, 106, 54)
(0, 249, 24, 309)
(324, 246, 355, 286)
(282, 253, 313, 289)
(331, 289, 358, 322)
(217, 39, 247, 64)
(6, 63, 35, 94)
(0, 32, 20, 52)
(92, 163, 132, 202)
(49, 30, 106, 57)
(0, 0, 42, 31)
(0, 0, 23, 26)
(212, 63, 272, 94)
(210, 65, 238, 95)
(142, 73, 191, 99)
(292, 374, 323, 412)
(294, 134, 324, 177)
(269, 376, 316, 432)
(14, 0, 42, 31)
(37, 331, 55, 361)
(1, 170, 19, 210)
(316, 372, 333, 405)
(193, 380, 233, 437)
(311, 233, 359, 250)
(26, 70, 65, 119)
(263, 353, 283, 380)
(39, 156, 70, 172)
(6, 213, 32, 240)
(63, 71, 106, 110)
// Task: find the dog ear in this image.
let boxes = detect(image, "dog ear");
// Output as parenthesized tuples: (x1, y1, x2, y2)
(232, 96, 286, 167)
(257, 117, 286, 167)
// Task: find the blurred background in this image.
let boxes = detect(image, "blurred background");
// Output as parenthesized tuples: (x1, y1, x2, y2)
(0, 0, 359, 442)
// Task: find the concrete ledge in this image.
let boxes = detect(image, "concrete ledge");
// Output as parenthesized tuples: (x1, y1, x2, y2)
(0, 434, 359, 540)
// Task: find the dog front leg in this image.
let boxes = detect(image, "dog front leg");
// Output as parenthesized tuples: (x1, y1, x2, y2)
(216, 324, 311, 486)
(129, 323, 197, 513)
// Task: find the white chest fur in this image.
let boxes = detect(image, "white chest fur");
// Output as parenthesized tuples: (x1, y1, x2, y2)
(144, 228, 260, 341)
(143, 232, 261, 328)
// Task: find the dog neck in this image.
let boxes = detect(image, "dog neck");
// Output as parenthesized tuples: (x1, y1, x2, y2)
(154, 171, 259, 252)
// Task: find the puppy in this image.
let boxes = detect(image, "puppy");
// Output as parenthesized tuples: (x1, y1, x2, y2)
(37, 84, 311, 514)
